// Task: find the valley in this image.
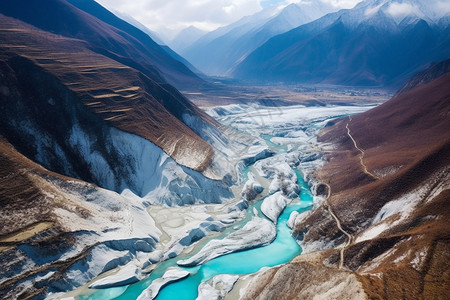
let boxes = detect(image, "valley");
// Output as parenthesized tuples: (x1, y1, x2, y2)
(67, 93, 379, 300)
(0, 0, 449, 299)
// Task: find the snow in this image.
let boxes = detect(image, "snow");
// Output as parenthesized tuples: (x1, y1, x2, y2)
(286, 211, 299, 229)
(177, 215, 276, 267)
(261, 192, 291, 224)
(355, 222, 389, 243)
(137, 268, 190, 300)
(67, 124, 234, 206)
(196, 274, 239, 300)
(88, 262, 141, 289)
(240, 173, 264, 201)
(147, 203, 242, 261)
(254, 155, 300, 198)
(410, 247, 428, 271)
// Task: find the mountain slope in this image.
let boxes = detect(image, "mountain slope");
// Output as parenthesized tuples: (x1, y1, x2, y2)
(0, 3, 234, 296)
(0, 0, 203, 88)
(0, 11, 215, 171)
(234, 0, 450, 86)
(242, 59, 450, 299)
(182, 2, 336, 76)
(169, 26, 207, 54)
(0, 134, 161, 298)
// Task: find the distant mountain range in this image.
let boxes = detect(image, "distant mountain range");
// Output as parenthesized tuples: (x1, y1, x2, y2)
(169, 26, 208, 54)
(233, 0, 450, 86)
(181, 2, 338, 76)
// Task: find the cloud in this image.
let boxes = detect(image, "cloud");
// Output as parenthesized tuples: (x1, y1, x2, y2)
(95, 0, 363, 33)
(433, 1, 450, 17)
(96, 0, 262, 31)
(386, 2, 419, 18)
(320, 0, 361, 9)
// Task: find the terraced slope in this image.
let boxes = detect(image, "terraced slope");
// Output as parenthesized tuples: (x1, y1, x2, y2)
(0, 0, 203, 88)
(0, 12, 215, 175)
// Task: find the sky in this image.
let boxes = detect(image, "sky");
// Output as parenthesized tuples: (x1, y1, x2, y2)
(95, 0, 362, 35)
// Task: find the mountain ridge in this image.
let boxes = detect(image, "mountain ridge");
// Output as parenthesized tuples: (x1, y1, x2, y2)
(233, 0, 450, 86)
(182, 2, 337, 76)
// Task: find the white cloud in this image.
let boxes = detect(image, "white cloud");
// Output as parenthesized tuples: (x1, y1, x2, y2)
(433, 1, 450, 17)
(95, 0, 363, 34)
(96, 0, 262, 32)
(320, 0, 361, 9)
(386, 2, 419, 18)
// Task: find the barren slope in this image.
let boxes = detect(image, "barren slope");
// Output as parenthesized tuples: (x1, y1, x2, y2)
(0, 0, 203, 88)
(0, 135, 161, 299)
(242, 60, 450, 299)
(0, 13, 215, 174)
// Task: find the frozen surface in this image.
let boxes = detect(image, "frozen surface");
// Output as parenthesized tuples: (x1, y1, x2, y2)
(261, 192, 291, 224)
(196, 274, 239, 300)
(137, 268, 190, 300)
(177, 214, 276, 267)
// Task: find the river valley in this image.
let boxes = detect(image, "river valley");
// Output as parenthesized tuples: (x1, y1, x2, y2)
(72, 101, 379, 300)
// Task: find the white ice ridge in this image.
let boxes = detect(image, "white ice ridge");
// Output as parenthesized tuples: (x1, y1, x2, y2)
(137, 268, 190, 300)
(261, 192, 291, 224)
(196, 274, 239, 300)
(177, 214, 276, 267)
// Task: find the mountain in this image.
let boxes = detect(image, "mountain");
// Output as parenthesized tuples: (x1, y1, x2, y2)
(242, 59, 450, 298)
(234, 0, 450, 86)
(182, 2, 337, 76)
(0, 0, 203, 88)
(169, 26, 207, 54)
(0, 1, 235, 297)
(109, 10, 168, 46)
(0, 0, 233, 191)
(79, 4, 205, 77)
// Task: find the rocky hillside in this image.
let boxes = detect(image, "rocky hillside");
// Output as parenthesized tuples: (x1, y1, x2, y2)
(0, 134, 161, 299)
(0, 1, 236, 298)
(241, 60, 450, 299)
(0, 1, 230, 192)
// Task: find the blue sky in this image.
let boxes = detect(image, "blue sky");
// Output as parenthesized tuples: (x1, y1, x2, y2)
(261, 0, 286, 8)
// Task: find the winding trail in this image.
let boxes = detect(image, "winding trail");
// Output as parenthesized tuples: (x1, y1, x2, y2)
(346, 116, 380, 180)
(324, 183, 353, 269)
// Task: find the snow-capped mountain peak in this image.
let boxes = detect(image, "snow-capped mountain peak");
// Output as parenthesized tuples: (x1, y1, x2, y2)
(359, 0, 450, 25)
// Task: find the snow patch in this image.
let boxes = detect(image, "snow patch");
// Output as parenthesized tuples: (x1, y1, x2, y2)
(137, 268, 190, 300)
(197, 274, 239, 300)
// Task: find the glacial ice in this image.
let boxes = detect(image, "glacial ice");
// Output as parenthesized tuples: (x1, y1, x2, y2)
(177, 215, 276, 267)
(68, 124, 233, 206)
(261, 192, 291, 224)
(137, 268, 190, 300)
(196, 274, 239, 300)
(88, 262, 142, 289)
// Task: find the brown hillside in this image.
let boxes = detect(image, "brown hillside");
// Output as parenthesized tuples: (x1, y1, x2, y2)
(284, 61, 450, 299)
(0, 13, 214, 172)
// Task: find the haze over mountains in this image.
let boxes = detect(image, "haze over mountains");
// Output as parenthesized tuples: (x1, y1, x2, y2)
(234, 0, 450, 86)
(181, 1, 339, 76)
